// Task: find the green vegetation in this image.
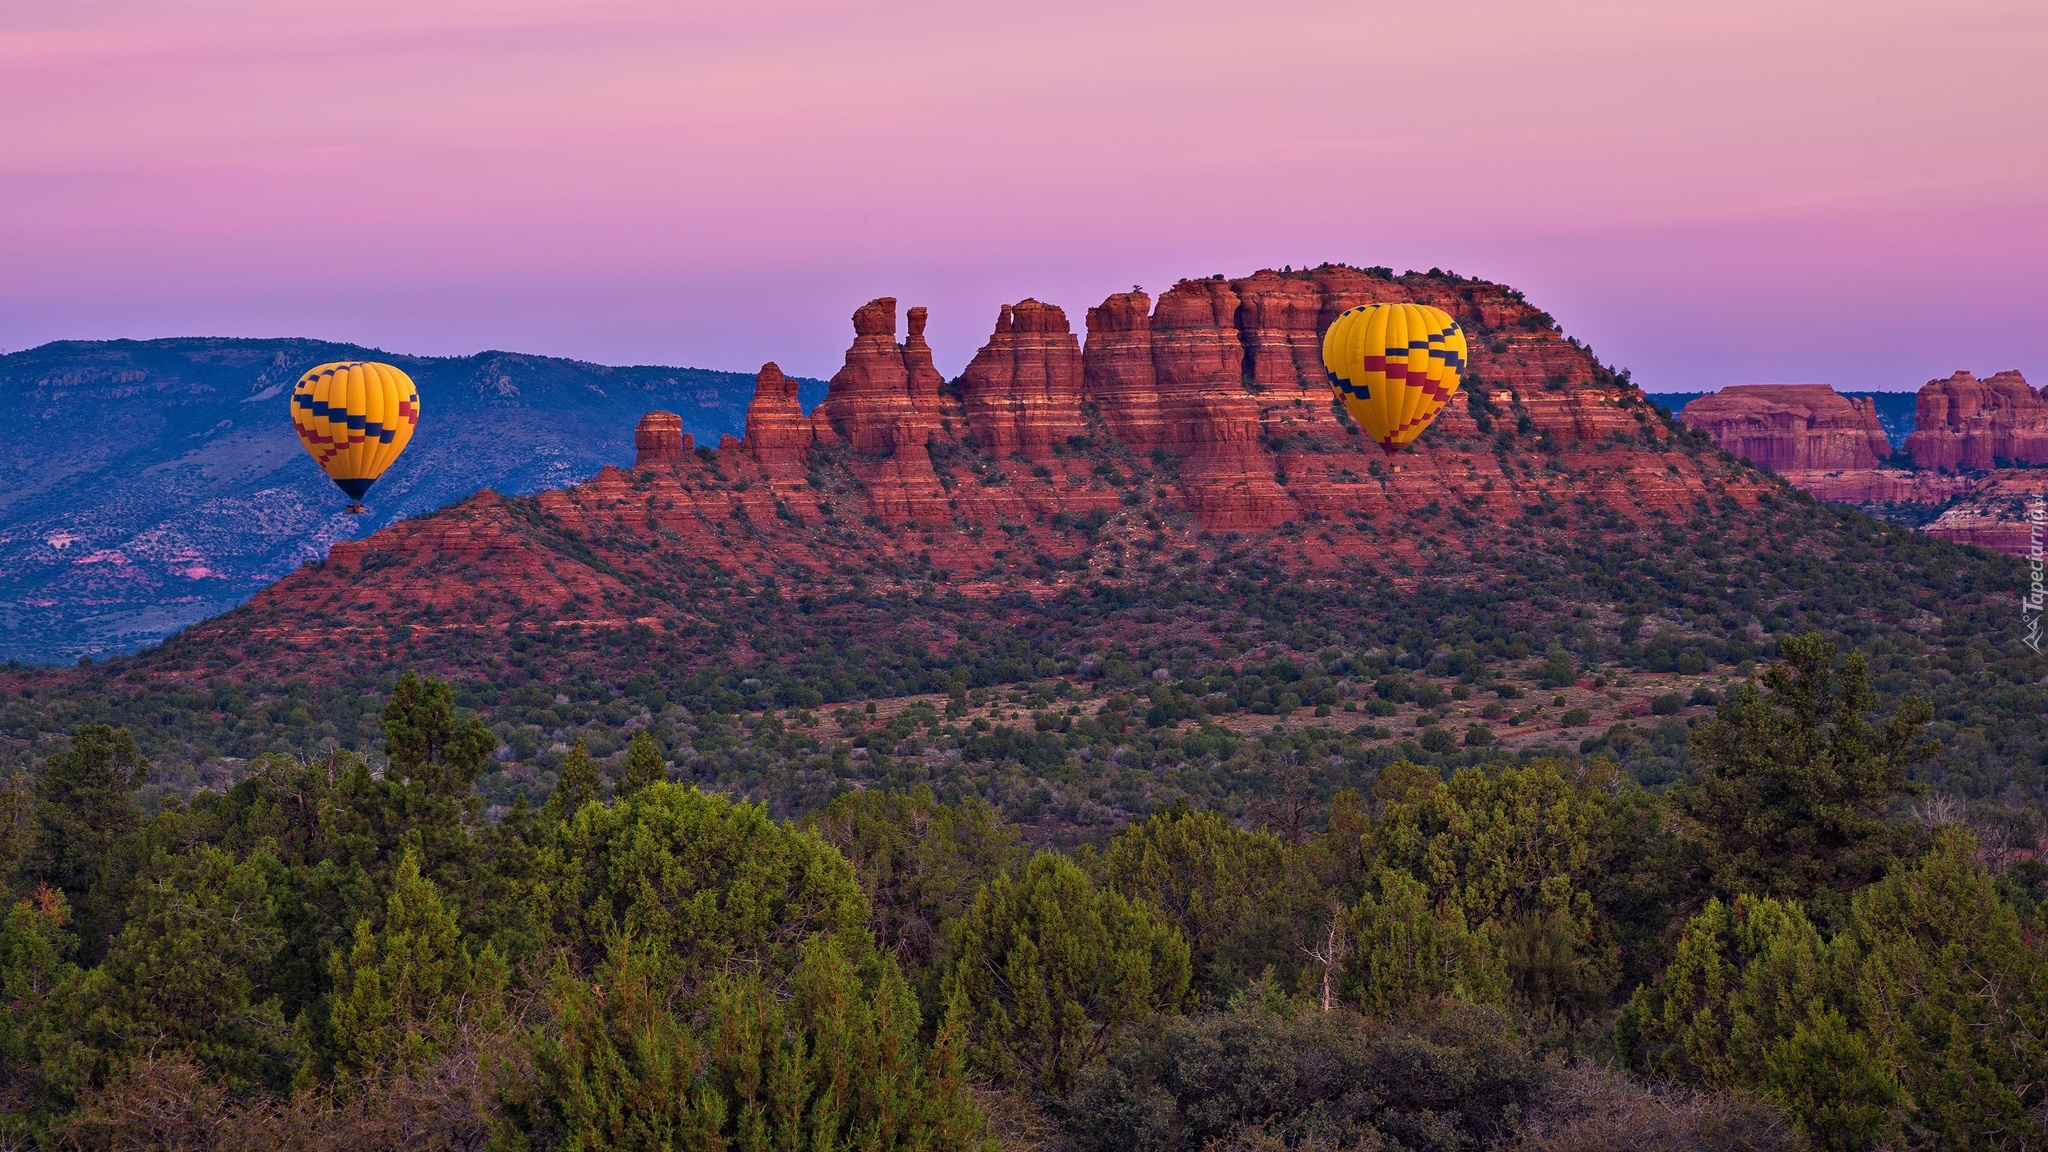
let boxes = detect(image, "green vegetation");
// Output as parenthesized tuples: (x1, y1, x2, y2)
(0, 632, 2038, 1148)
(3, 490, 2038, 848)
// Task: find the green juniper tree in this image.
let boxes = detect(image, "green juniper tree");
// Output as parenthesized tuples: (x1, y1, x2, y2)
(615, 729, 665, 798)
(1095, 808, 1318, 1004)
(543, 739, 602, 819)
(1345, 865, 1505, 1018)
(327, 846, 506, 1083)
(536, 782, 872, 997)
(943, 852, 1191, 1097)
(57, 846, 301, 1096)
(1619, 829, 2048, 1150)
(804, 786, 1020, 989)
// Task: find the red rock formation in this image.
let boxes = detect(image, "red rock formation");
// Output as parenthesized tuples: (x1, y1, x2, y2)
(1143, 279, 1289, 528)
(903, 306, 945, 417)
(1081, 291, 1163, 450)
(817, 298, 915, 455)
(632, 411, 691, 465)
(1233, 271, 1326, 396)
(742, 362, 814, 468)
(957, 300, 1086, 461)
(810, 297, 948, 524)
(1068, 268, 1662, 530)
(1679, 385, 1891, 472)
(1906, 371, 2048, 472)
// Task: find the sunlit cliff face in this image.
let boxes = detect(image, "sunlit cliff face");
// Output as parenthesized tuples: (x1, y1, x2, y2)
(2, 0, 2042, 390)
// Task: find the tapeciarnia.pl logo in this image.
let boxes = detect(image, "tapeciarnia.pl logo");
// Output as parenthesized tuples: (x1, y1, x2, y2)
(2025, 495, 2045, 654)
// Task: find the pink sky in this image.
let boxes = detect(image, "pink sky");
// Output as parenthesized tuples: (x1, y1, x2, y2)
(3, 0, 2042, 390)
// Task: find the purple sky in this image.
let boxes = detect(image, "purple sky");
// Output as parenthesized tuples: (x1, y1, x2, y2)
(3, 0, 2042, 391)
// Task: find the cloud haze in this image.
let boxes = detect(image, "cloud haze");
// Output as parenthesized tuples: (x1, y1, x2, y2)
(3, 0, 2042, 389)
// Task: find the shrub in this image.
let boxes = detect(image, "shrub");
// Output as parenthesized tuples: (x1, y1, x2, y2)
(1520, 1064, 1802, 1152)
(1066, 1002, 1546, 1152)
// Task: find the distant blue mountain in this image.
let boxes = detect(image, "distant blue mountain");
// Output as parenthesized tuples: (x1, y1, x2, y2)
(1645, 390, 1919, 451)
(0, 338, 824, 664)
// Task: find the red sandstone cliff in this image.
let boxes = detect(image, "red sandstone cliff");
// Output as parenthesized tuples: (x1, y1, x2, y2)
(810, 298, 950, 522)
(746, 269, 1676, 534)
(1905, 371, 2048, 472)
(957, 300, 1086, 461)
(1679, 385, 1891, 472)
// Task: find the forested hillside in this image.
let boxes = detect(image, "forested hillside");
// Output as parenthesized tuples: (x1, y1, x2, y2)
(1, 651, 2042, 1149)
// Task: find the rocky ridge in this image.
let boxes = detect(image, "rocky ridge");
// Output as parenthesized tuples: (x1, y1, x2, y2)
(161, 266, 1775, 680)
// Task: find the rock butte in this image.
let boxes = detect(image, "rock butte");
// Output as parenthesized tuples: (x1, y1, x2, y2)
(1678, 385, 1890, 473)
(184, 267, 1791, 663)
(1906, 371, 2048, 472)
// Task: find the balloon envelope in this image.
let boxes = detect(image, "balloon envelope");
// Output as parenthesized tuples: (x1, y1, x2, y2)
(289, 361, 420, 510)
(1322, 303, 1467, 454)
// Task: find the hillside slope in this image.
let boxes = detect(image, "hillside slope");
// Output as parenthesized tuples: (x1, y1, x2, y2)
(0, 338, 825, 663)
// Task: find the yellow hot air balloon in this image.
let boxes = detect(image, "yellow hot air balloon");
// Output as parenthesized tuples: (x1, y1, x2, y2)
(289, 361, 420, 513)
(1322, 303, 1468, 454)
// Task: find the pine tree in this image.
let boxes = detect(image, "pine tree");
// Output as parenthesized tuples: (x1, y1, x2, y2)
(378, 672, 495, 883)
(317, 675, 497, 942)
